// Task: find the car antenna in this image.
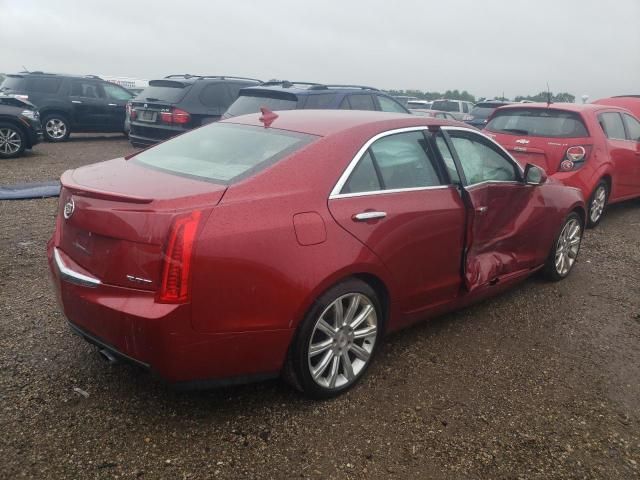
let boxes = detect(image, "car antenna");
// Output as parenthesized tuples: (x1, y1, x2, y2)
(546, 82, 552, 106)
(22, 65, 30, 73)
(259, 107, 278, 128)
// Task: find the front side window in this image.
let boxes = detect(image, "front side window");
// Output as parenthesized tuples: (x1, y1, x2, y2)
(623, 114, 640, 142)
(70, 81, 104, 99)
(447, 131, 518, 185)
(377, 95, 408, 113)
(134, 123, 316, 183)
(599, 112, 626, 140)
(341, 130, 442, 194)
(103, 83, 133, 101)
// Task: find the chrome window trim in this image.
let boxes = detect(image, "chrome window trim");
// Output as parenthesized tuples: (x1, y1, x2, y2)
(331, 184, 456, 199)
(329, 126, 440, 199)
(440, 126, 526, 187)
(54, 248, 101, 288)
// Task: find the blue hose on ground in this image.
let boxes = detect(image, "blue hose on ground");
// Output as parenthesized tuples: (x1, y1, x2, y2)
(0, 181, 61, 200)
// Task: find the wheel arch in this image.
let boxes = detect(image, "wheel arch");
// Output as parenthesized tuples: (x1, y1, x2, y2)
(40, 109, 72, 126)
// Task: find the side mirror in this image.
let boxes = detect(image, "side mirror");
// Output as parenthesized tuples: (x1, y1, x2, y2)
(524, 163, 547, 185)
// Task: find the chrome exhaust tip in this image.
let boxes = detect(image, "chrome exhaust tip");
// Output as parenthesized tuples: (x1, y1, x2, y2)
(98, 348, 118, 365)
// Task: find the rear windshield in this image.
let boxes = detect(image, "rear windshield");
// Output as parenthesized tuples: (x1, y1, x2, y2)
(133, 123, 316, 183)
(0, 76, 25, 92)
(223, 93, 298, 118)
(431, 100, 459, 112)
(135, 80, 190, 104)
(486, 108, 589, 138)
(470, 106, 500, 118)
(407, 102, 431, 109)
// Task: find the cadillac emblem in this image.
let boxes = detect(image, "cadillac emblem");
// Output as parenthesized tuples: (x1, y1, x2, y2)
(63, 198, 75, 219)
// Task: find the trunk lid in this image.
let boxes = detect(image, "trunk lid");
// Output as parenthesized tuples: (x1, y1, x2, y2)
(57, 158, 226, 291)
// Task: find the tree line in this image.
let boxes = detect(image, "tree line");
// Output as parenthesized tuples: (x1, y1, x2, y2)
(387, 88, 576, 104)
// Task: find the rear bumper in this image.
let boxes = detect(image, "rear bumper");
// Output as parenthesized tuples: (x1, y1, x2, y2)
(48, 242, 293, 387)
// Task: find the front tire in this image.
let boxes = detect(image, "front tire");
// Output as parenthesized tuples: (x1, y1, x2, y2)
(43, 114, 70, 142)
(587, 181, 608, 228)
(0, 123, 26, 159)
(285, 279, 382, 399)
(543, 212, 583, 281)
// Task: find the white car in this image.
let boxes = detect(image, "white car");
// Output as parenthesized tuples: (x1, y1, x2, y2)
(431, 99, 475, 121)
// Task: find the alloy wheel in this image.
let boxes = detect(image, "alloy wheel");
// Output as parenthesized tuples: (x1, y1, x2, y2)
(307, 293, 378, 390)
(554, 218, 581, 276)
(0, 127, 22, 155)
(46, 118, 67, 140)
(589, 185, 607, 224)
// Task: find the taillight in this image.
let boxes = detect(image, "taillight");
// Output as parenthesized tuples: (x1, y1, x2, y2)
(160, 108, 191, 125)
(158, 211, 201, 303)
(559, 145, 592, 172)
(129, 104, 137, 120)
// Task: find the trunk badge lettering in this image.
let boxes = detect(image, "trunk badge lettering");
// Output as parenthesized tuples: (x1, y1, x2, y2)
(63, 198, 75, 219)
(126, 275, 152, 285)
(515, 139, 530, 144)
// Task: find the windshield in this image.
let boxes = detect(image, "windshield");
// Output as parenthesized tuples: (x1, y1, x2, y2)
(223, 93, 298, 118)
(133, 123, 316, 183)
(486, 108, 589, 138)
(431, 100, 459, 112)
(135, 80, 190, 103)
(0, 76, 25, 92)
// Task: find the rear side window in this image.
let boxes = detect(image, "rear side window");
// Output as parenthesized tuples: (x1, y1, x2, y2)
(70, 81, 104, 98)
(25, 77, 62, 93)
(137, 80, 190, 103)
(623, 114, 640, 142)
(341, 131, 442, 194)
(134, 123, 316, 183)
(486, 108, 589, 138)
(377, 95, 408, 113)
(199, 83, 232, 109)
(599, 112, 626, 140)
(223, 93, 298, 118)
(303, 93, 336, 109)
(432, 100, 459, 112)
(345, 94, 376, 111)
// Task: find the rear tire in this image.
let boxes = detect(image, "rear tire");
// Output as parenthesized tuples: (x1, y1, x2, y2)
(587, 181, 608, 228)
(43, 114, 70, 142)
(284, 279, 382, 399)
(0, 123, 26, 159)
(543, 212, 583, 281)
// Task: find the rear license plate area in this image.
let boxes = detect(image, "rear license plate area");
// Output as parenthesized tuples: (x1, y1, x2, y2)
(138, 110, 157, 122)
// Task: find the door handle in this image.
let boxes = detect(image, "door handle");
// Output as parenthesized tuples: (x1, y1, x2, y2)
(475, 206, 488, 214)
(108, 103, 117, 106)
(71, 100, 82, 104)
(353, 211, 387, 221)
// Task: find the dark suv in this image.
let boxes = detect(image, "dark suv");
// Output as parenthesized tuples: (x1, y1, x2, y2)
(0, 72, 134, 142)
(222, 81, 411, 118)
(128, 75, 261, 148)
(0, 95, 42, 159)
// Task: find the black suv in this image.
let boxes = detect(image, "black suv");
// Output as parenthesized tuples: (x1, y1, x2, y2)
(0, 72, 134, 142)
(222, 81, 410, 119)
(0, 95, 42, 159)
(128, 75, 261, 148)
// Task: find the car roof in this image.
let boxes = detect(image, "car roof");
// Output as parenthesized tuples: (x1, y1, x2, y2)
(7, 72, 105, 81)
(221, 109, 465, 137)
(240, 83, 383, 96)
(495, 102, 626, 113)
(160, 74, 262, 84)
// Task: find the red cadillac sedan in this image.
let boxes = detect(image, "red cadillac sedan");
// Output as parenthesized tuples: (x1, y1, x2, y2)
(48, 110, 585, 398)
(485, 103, 640, 227)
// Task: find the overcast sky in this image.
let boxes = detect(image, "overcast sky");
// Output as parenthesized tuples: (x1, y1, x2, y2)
(1, 0, 638, 101)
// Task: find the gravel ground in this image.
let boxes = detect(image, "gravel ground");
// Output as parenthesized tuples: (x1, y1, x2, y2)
(1, 138, 639, 479)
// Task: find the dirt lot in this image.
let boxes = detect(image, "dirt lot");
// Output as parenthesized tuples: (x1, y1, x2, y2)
(1, 137, 639, 479)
